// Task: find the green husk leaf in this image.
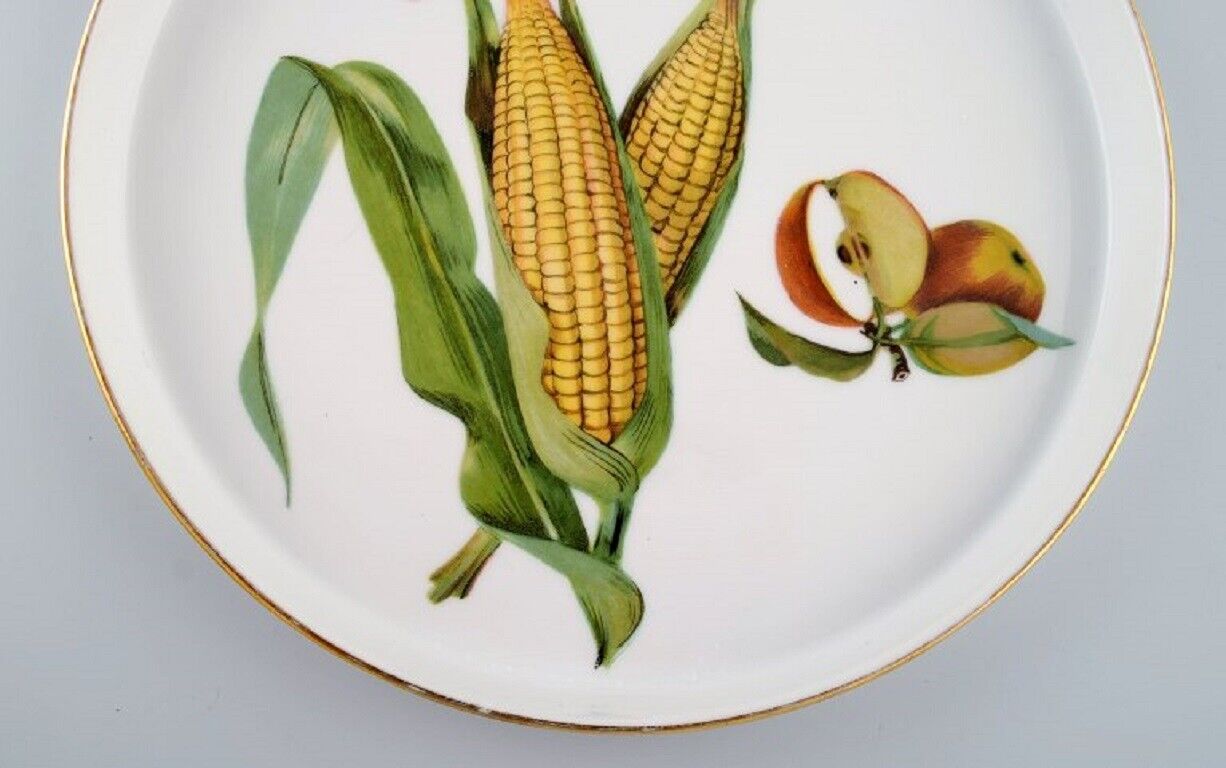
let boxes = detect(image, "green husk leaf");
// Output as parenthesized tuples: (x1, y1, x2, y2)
(739, 295, 878, 381)
(562, 0, 676, 481)
(464, 0, 674, 510)
(428, 529, 501, 603)
(622, 0, 758, 323)
(499, 530, 643, 667)
(242, 56, 644, 664)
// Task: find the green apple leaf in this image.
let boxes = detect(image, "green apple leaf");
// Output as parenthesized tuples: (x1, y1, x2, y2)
(899, 305, 1075, 351)
(739, 295, 878, 381)
(992, 307, 1076, 349)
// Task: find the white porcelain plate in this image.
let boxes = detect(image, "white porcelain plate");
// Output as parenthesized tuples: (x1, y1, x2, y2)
(63, 0, 1172, 730)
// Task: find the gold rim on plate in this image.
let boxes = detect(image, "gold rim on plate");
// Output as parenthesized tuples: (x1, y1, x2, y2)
(59, 0, 1176, 733)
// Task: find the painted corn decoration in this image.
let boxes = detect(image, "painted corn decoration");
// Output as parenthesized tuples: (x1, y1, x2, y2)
(624, 0, 746, 296)
(433, 0, 752, 600)
(491, 0, 648, 443)
(468, 0, 674, 564)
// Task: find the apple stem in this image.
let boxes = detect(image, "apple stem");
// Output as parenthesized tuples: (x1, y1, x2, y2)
(886, 344, 911, 382)
(867, 300, 911, 382)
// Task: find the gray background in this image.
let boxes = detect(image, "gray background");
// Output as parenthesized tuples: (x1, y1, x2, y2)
(2, 1, 1220, 765)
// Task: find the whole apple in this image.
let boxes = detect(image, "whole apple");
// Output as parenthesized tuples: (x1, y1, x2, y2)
(907, 220, 1046, 321)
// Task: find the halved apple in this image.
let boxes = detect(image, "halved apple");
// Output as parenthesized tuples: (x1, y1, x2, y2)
(907, 220, 1046, 321)
(775, 182, 866, 328)
(823, 171, 931, 310)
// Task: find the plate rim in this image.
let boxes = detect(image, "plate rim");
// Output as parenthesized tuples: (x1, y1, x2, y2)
(59, 0, 1176, 733)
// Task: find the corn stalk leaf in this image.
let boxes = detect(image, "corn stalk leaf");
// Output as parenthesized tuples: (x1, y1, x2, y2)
(241, 66, 338, 497)
(242, 57, 644, 665)
(463, 0, 674, 511)
(739, 295, 878, 381)
(621, 0, 758, 323)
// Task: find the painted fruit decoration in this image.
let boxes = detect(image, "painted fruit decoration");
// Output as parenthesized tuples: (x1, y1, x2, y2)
(743, 170, 1073, 382)
(775, 172, 931, 329)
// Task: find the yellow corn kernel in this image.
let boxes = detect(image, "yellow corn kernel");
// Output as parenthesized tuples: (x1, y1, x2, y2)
(492, 0, 648, 443)
(626, 0, 746, 293)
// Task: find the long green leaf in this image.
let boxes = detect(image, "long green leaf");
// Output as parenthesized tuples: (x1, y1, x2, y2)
(739, 296, 879, 381)
(241, 65, 338, 497)
(242, 57, 645, 665)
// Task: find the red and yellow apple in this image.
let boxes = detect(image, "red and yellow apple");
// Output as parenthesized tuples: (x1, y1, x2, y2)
(907, 220, 1045, 321)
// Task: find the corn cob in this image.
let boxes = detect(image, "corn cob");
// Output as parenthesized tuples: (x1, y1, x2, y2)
(625, 0, 745, 294)
(491, 0, 648, 443)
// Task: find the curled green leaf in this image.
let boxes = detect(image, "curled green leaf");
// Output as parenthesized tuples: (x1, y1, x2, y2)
(739, 295, 878, 382)
(241, 64, 339, 498)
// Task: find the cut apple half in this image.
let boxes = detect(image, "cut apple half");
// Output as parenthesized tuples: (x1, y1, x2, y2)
(775, 182, 870, 328)
(822, 171, 932, 311)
